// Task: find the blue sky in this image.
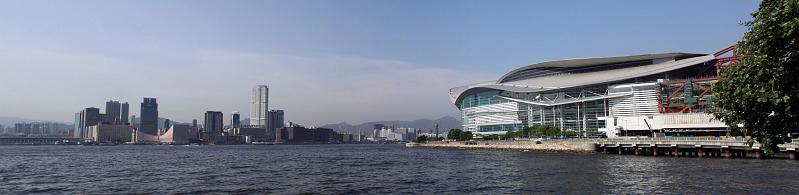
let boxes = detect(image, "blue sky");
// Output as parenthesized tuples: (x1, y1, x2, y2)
(0, 0, 758, 125)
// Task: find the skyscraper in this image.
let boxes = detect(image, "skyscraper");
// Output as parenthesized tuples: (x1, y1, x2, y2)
(267, 110, 284, 131)
(120, 102, 129, 124)
(250, 85, 269, 128)
(101, 100, 129, 124)
(73, 113, 81, 138)
(140, 98, 159, 135)
(75, 107, 100, 139)
(232, 111, 241, 128)
(204, 111, 224, 140)
(104, 101, 122, 123)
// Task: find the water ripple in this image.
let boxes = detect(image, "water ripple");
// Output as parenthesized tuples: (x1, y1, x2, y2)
(0, 145, 798, 194)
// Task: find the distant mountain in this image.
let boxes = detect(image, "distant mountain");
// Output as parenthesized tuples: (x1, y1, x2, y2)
(0, 116, 69, 127)
(320, 116, 461, 135)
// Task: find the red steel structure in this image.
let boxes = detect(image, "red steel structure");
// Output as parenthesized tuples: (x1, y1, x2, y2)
(657, 45, 739, 113)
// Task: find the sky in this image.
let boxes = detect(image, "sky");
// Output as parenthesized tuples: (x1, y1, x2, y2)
(0, 0, 758, 126)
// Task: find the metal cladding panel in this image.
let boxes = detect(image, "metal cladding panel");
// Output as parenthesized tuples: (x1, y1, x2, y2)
(608, 83, 658, 117)
(657, 113, 727, 129)
(450, 54, 716, 107)
(498, 53, 701, 82)
(462, 102, 522, 131)
(612, 113, 727, 131)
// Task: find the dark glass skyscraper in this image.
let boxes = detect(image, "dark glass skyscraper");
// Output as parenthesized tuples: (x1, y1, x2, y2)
(267, 110, 284, 131)
(75, 107, 100, 138)
(140, 98, 159, 135)
(232, 111, 241, 128)
(105, 101, 121, 123)
(102, 100, 129, 124)
(204, 111, 223, 140)
(120, 102, 129, 124)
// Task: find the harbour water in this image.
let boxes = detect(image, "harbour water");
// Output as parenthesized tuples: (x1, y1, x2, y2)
(1, 144, 798, 194)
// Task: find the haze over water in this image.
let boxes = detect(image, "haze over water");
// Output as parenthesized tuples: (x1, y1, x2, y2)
(1, 145, 797, 194)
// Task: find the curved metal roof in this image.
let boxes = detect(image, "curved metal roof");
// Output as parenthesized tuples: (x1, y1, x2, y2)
(450, 53, 716, 107)
(497, 53, 705, 83)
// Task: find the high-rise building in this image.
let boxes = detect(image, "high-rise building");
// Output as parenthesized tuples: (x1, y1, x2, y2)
(204, 111, 224, 140)
(250, 85, 269, 127)
(232, 111, 241, 128)
(73, 113, 81, 138)
(140, 98, 159, 135)
(267, 110, 284, 131)
(75, 107, 101, 139)
(120, 102, 129, 123)
(105, 101, 121, 123)
(192, 119, 198, 128)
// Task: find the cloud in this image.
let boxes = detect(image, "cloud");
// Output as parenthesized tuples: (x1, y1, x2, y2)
(0, 47, 492, 125)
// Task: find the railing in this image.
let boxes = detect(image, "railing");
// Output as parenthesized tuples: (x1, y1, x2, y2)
(605, 137, 746, 142)
(426, 138, 799, 147)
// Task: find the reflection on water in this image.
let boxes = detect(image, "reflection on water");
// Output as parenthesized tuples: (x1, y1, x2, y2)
(601, 156, 677, 194)
(0, 145, 797, 194)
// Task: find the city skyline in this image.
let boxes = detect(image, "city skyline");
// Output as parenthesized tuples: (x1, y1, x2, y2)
(0, 1, 757, 125)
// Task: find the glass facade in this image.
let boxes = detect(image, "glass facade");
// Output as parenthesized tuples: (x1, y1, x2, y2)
(458, 84, 650, 135)
(460, 91, 523, 133)
(455, 55, 723, 136)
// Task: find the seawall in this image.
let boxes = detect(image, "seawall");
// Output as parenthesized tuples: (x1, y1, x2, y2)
(406, 140, 597, 153)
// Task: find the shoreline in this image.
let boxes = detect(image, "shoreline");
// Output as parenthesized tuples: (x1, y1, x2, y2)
(406, 140, 597, 154)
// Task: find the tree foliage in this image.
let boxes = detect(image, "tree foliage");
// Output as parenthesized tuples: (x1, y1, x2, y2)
(713, 0, 799, 156)
(447, 129, 462, 140)
(504, 125, 564, 138)
(445, 129, 473, 141)
(459, 131, 473, 141)
(413, 135, 429, 143)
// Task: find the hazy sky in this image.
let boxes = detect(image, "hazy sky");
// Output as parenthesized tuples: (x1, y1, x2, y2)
(0, 0, 757, 125)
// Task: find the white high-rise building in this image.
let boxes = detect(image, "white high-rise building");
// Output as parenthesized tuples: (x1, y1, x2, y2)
(250, 85, 269, 127)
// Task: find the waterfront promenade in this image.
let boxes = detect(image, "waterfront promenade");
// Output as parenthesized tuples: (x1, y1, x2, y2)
(406, 140, 596, 153)
(409, 137, 799, 159)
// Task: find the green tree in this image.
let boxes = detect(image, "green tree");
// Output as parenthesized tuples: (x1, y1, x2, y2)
(505, 130, 516, 138)
(713, 0, 799, 156)
(531, 125, 548, 137)
(541, 125, 561, 137)
(447, 129, 462, 140)
(562, 131, 578, 137)
(413, 135, 428, 143)
(459, 131, 473, 141)
(522, 126, 535, 138)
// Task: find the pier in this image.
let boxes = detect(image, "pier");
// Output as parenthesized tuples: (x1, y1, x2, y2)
(597, 137, 799, 159)
(409, 137, 799, 160)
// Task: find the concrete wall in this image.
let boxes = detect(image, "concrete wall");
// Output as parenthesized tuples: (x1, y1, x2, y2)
(408, 140, 596, 153)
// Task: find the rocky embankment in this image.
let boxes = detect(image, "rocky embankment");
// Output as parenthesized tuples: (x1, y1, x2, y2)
(406, 140, 597, 153)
